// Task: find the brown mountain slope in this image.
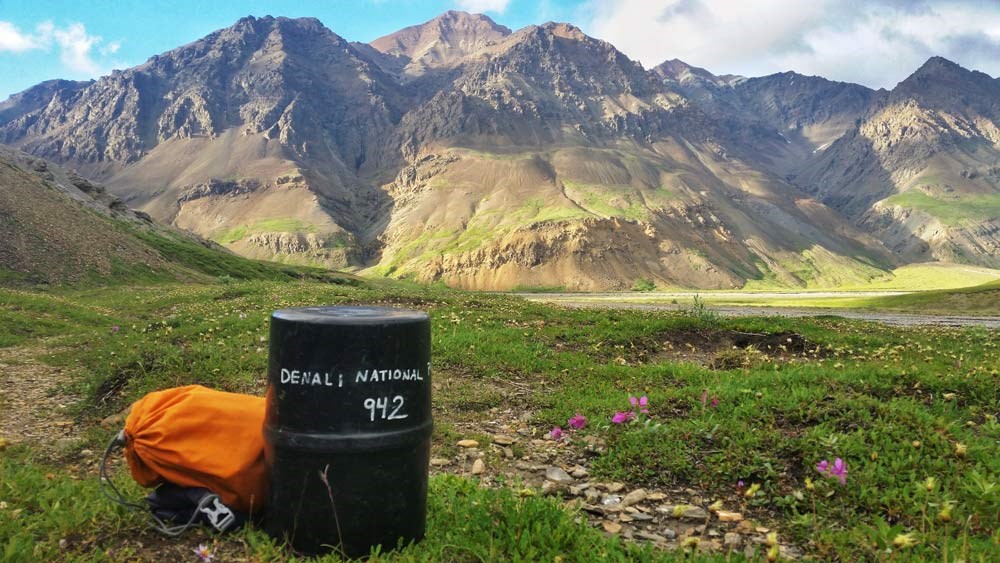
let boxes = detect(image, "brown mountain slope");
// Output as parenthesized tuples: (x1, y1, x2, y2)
(0, 147, 343, 285)
(372, 23, 895, 289)
(653, 62, 879, 178)
(796, 57, 1000, 266)
(0, 147, 181, 284)
(368, 10, 511, 79)
(0, 16, 409, 270)
(0, 13, 938, 289)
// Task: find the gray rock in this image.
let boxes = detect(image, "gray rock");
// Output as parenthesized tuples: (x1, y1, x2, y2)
(621, 488, 647, 506)
(545, 466, 574, 483)
(541, 481, 566, 496)
(630, 512, 654, 521)
(680, 506, 709, 520)
(724, 532, 742, 549)
(636, 532, 667, 542)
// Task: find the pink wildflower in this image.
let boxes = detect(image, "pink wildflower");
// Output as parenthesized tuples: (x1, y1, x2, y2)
(549, 426, 564, 440)
(193, 544, 214, 562)
(710, 396, 720, 408)
(816, 458, 848, 485)
(611, 411, 633, 424)
(111, 325, 119, 333)
(568, 414, 587, 430)
(629, 395, 649, 414)
(829, 458, 847, 485)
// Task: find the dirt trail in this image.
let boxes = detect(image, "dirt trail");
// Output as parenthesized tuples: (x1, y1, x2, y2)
(0, 342, 82, 449)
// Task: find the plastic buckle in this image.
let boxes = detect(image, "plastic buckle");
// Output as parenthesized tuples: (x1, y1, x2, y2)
(200, 497, 236, 532)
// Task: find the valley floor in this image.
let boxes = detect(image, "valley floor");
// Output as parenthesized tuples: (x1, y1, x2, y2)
(1, 280, 997, 561)
(516, 297, 1000, 329)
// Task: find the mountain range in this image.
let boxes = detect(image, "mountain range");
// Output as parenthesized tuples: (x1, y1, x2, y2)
(1, 11, 998, 290)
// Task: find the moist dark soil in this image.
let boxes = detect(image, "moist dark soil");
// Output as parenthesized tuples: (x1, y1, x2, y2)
(554, 328, 824, 369)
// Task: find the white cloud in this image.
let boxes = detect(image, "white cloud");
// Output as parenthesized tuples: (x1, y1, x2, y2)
(0, 21, 46, 52)
(583, 0, 1000, 88)
(100, 40, 121, 56)
(52, 23, 101, 74)
(456, 0, 511, 14)
(0, 20, 120, 77)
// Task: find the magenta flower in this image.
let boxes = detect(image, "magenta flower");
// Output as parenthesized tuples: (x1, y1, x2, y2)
(710, 396, 720, 408)
(737, 479, 745, 490)
(611, 411, 633, 424)
(111, 325, 119, 333)
(629, 395, 649, 414)
(829, 458, 847, 485)
(816, 460, 830, 475)
(568, 414, 587, 430)
(816, 458, 848, 485)
(549, 426, 564, 440)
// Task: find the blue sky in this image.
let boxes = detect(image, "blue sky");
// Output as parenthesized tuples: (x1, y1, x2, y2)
(2, 0, 999, 100)
(0, 0, 583, 99)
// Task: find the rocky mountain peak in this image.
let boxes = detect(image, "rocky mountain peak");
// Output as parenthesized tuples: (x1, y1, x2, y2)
(369, 10, 510, 75)
(895, 57, 996, 95)
(538, 22, 588, 40)
(654, 59, 736, 88)
(888, 56, 999, 116)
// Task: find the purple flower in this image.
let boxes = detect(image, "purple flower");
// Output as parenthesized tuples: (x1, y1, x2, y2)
(737, 479, 745, 490)
(829, 458, 847, 485)
(710, 396, 720, 409)
(816, 460, 830, 475)
(629, 395, 649, 414)
(816, 458, 848, 485)
(568, 414, 588, 430)
(111, 325, 119, 333)
(192, 544, 214, 562)
(549, 426, 564, 440)
(611, 411, 633, 424)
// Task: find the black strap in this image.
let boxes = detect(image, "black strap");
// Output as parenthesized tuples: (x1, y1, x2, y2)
(99, 430, 229, 536)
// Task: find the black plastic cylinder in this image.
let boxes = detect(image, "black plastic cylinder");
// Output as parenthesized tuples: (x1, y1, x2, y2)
(263, 306, 432, 557)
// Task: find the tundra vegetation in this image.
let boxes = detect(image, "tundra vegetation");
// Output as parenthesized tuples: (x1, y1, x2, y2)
(1, 275, 997, 562)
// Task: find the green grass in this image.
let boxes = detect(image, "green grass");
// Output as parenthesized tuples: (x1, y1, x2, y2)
(211, 218, 319, 245)
(132, 229, 347, 283)
(858, 279, 1000, 315)
(838, 263, 1000, 291)
(1, 450, 666, 562)
(882, 191, 1000, 226)
(562, 180, 650, 220)
(2, 280, 999, 560)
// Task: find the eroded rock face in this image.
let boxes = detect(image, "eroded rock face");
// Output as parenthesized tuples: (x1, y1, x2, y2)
(796, 57, 1000, 264)
(0, 16, 405, 172)
(179, 179, 261, 203)
(246, 232, 325, 254)
(405, 218, 743, 291)
(236, 231, 361, 268)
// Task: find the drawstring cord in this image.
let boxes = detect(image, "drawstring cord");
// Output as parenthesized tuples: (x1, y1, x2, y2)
(100, 430, 226, 537)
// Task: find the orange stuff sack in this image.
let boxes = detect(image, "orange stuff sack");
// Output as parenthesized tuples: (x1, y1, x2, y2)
(124, 385, 267, 513)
